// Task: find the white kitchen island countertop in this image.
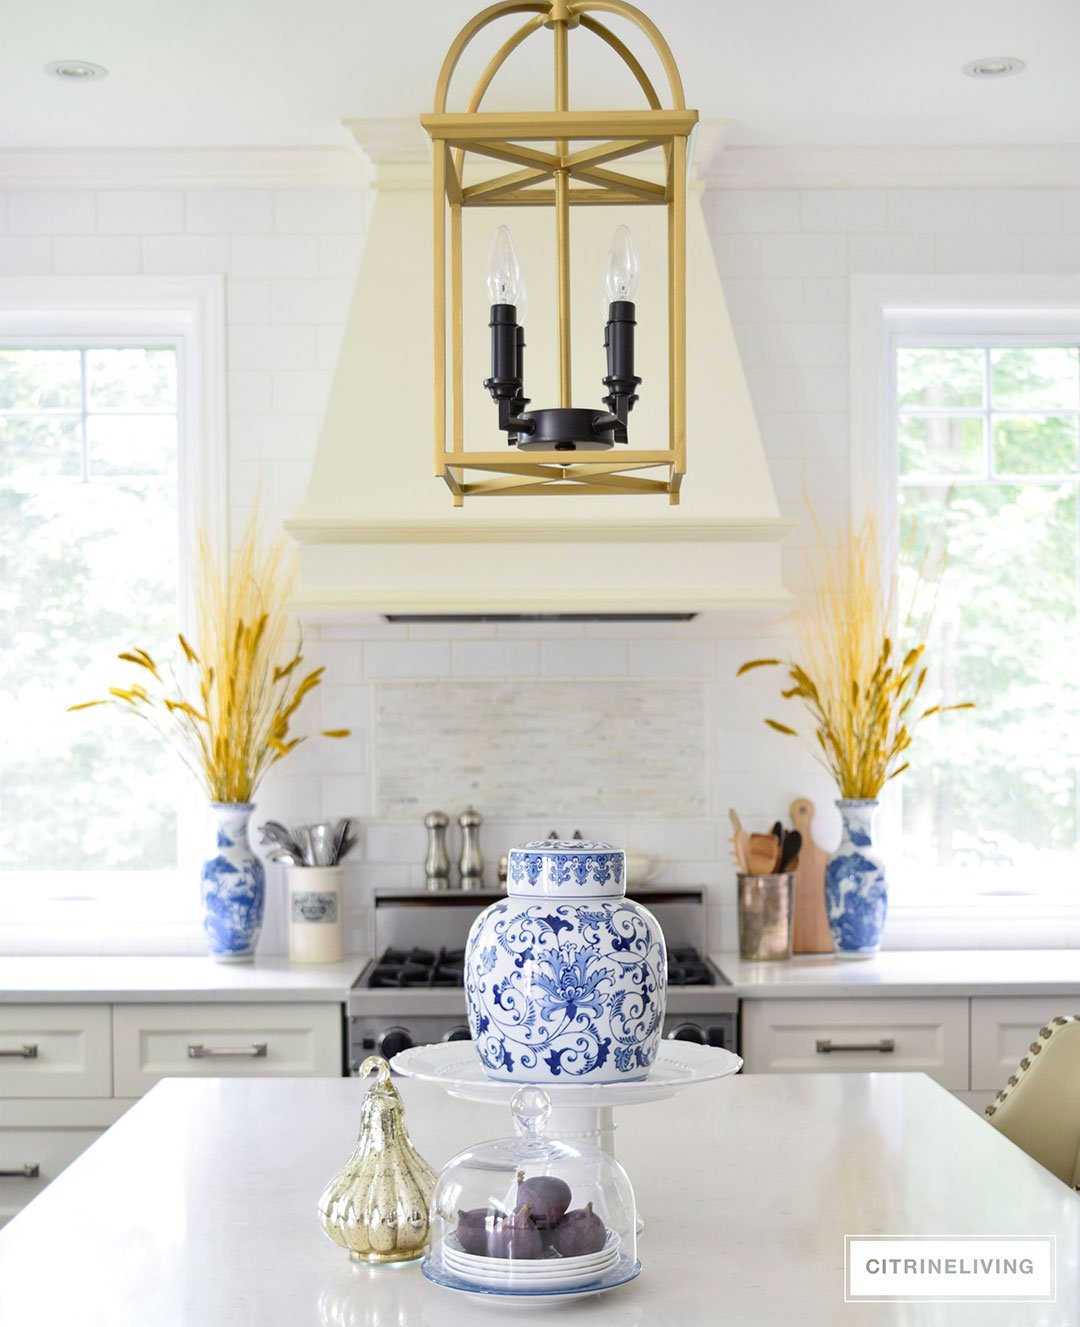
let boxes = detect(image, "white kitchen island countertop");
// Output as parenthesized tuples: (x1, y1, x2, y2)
(713, 948, 1080, 998)
(0, 1072, 1076, 1326)
(0, 954, 369, 1003)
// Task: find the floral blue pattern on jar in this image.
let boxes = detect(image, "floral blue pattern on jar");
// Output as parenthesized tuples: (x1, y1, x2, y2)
(200, 803, 265, 962)
(824, 800, 888, 959)
(466, 840, 666, 1083)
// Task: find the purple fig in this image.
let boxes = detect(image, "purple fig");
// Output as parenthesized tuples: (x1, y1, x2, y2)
(487, 1204, 543, 1260)
(551, 1203, 606, 1257)
(455, 1208, 491, 1256)
(515, 1174, 572, 1230)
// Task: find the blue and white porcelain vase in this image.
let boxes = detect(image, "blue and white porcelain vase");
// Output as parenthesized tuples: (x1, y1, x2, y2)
(824, 799, 888, 959)
(200, 802, 266, 962)
(464, 840, 667, 1083)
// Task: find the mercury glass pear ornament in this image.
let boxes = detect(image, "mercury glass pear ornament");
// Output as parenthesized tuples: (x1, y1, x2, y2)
(317, 1056, 437, 1264)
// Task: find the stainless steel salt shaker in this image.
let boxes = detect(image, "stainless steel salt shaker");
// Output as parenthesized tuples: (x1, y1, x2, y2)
(458, 807, 484, 891)
(424, 811, 451, 891)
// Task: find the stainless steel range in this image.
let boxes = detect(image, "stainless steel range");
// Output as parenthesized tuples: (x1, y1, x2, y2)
(347, 888, 738, 1071)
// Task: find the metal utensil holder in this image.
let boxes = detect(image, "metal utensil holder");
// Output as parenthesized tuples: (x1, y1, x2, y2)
(737, 872, 795, 961)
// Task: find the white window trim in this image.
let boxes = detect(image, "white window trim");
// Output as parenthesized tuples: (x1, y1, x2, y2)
(850, 274, 1080, 945)
(0, 276, 226, 950)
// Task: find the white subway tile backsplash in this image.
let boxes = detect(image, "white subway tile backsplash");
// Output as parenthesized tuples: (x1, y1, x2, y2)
(847, 232, 935, 274)
(935, 233, 1026, 272)
(760, 233, 846, 277)
(0, 191, 8, 235)
(1022, 234, 1080, 272)
(800, 277, 848, 322)
(97, 191, 183, 234)
(366, 641, 452, 679)
(143, 235, 229, 274)
(710, 189, 801, 234)
(629, 640, 716, 677)
(187, 189, 273, 234)
(53, 236, 141, 274)
(230, 235, 320, 279)
(225, 279, 271, 324)
(452, 640, 540, 676)
(887, 190, 976, 233)
(9, 190, 95, 234)
(542, 639, 628, 676)
(718, 276, 804, 324)
(975, 188, 1062, 234)
(227, 370, 274, 414)
(274, 189, 365, 234)
(228, 324, 319, 371)
(318, 234, 365, 278)
(272, 369, 333, 415)
(0, 236, 52, 273)
(800, 189, 887, 233)
(710, 233, 762, 276)
(270, 278, 351, 324)
(1064, 191, 1080, 232)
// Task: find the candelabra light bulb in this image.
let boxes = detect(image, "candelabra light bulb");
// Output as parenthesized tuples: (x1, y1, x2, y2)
(486, 225, 523, 306)
(604, 225, 639, 305)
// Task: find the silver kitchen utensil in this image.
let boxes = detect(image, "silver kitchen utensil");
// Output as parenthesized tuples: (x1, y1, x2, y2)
(259, 820, 304, 859)
(458, 807, 484, 891)
(424, 811, 451, 891)
(309, 822, 338, 867)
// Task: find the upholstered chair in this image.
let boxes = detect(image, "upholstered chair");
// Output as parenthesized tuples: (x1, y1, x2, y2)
(985, 1014, 1080, 1190)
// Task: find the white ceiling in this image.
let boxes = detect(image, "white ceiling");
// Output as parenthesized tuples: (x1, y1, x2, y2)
(1, 0, 1077, 150)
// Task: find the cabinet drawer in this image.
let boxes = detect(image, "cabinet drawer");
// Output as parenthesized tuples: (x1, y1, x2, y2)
(0, 1098, 132, 1225)
(970, 997, 1080, 1091)
(112, 1002, 343, 1096)
(0, 1005, 111, 1098)
(741, 998, 969, 1089)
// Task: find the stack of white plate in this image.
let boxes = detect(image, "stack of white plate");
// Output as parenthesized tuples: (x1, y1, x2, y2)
(441, 1229, 620, 1291)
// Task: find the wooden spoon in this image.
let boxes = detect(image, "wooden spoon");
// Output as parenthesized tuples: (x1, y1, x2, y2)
(748, 832, 782, 875)
(728, 808, 751, 873)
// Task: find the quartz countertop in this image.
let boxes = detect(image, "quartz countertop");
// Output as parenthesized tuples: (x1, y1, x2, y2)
(713, 948, 1080, 998)
(0, 1073, 1075, 1325)
(0, 955, 369, 1003)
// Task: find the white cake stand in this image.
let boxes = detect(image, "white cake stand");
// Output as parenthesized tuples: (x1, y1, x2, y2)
(390, 1041, 742, 1162)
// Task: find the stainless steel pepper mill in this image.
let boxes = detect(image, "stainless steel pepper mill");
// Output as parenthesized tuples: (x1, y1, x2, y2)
(423, 811, 451, 891)
(458, 806, 484, 891)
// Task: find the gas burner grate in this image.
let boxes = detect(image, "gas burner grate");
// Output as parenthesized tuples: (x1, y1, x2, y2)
(368, 946, 467, 989)
(365, 944, 714, 989)
(666, 946, 716, 987)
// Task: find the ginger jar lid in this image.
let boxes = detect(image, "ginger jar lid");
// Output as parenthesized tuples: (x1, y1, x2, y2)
(505, 840, 625, 898)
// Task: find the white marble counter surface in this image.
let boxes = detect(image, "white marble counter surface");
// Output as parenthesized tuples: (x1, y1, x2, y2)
(714, 949, 1080, 998)
(0, 955, 369, 1003)
(0, 1072, 1076, 1325)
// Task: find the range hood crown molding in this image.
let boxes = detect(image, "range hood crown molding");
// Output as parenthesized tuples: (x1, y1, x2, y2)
(289, 116, 792, 619)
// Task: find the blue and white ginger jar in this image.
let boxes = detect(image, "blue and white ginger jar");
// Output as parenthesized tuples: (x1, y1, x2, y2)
(824, 799, 888, 959)
(465, 840, 667, 1083)
(200, 802, 266, 962)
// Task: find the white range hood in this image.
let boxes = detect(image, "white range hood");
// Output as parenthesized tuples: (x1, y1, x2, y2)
(286, 119, 792, 618)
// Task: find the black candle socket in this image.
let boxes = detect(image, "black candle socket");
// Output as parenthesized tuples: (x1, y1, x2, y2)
(483, 300, 642, 452)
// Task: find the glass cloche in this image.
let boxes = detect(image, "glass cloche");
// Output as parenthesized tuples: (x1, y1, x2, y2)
(423, 1087, 640, 1301)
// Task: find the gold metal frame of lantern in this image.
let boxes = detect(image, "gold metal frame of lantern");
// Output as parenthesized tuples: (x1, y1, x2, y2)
(420, 0, 698, 505)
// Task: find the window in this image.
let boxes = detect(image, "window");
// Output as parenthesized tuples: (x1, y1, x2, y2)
(851, 275, 1080, 926)
(0, 276, 225, 936)
(895, 341, 1079, 901)
(0, 345, 182, 872)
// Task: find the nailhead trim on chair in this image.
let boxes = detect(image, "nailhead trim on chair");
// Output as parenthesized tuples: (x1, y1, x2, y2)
(985, 1013, 1080, 1120)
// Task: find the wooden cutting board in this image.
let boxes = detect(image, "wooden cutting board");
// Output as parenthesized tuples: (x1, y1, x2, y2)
(790, 798, 833, 954)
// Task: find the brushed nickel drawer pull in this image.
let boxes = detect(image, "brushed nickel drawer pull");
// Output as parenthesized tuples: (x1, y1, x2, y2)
(816, 1038, 895, 1054)
(0, 1164, 40, 1179)
(0, 1044, 38, 1059)
(187, 1043, 268, 1060)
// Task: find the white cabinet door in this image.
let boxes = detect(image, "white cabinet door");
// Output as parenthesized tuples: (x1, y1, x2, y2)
(0, 1006, 112, 1098)
(970, 997, 1080, 1091)
(112, 1003, 343, 1096)
(0, 1098, 132, 1225)
(741, 997, 970, 1089)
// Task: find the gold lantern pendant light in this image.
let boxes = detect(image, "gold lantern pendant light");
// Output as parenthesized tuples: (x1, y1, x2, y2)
(421, 0, 698, 504)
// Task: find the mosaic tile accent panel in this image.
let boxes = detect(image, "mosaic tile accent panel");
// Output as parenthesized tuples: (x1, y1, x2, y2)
(375, 680, 706, 820)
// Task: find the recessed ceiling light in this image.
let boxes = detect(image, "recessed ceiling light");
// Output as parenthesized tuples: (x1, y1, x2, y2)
(44, 60, 109, 82)
(961, 56, 1026, 79)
